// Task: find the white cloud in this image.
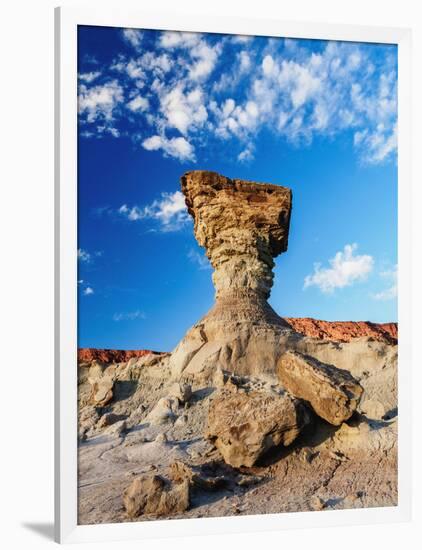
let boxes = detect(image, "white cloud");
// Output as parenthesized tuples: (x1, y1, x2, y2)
(231, 35, 252, 44)
(188, 248, 211, 270)
(238, 51, 251, 72)
(122, 29, 143, 48)
(238, 145, 254, 162)
(159, 31, 200, 49)
(78, 80, 124, 123)
(127, 95, 149, 112)
(78, 71, 101, 83)
(79, 32, 397, 165)
(119, 190, 190, 232)
(77, 248, 91, 262)
(189, 42, 219, 80)
(373, 265, 397, 300)
(142, 134, 195, 161)
(262, 55, 276, 77)
(159, 85, 207, 135)
(113, 309, 145, 321)
(304, 243, 374, 293)
(83, 286, 94, 296)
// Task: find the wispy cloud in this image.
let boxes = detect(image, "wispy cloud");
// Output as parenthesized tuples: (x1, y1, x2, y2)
(372, 264, 397, 300)
(83, 286, 94, 296)
(113, 309, 145, 321)
(118, 190, 189, 231)
(78, 31, 397, 164)
(78, 80, 124, 136)
(122, 28, 143, 49)
(78, 248, 103, 263)
(304, 243, 374, 293)
(188, 248, 211, 270)
(78, 248, 91, 262)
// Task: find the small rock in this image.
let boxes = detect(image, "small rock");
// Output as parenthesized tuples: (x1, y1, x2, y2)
(123, 474, 190, 518)
(90, 376, 114, 406)
(105, 419, 127, 437)
(213, 366, 226, 388)
(237, 474, 264, 487)
(169, 461, 229, 491)
(146, 397, 179, 425)
(309, 495, 326, 511)
(168, 382, 192, 404)
(155, 432, 168, 444)
(174, 414, 188, 427)
(97, 412, 120, 429)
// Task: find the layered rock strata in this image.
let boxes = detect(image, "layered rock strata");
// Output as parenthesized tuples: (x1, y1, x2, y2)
(284, 318, 398, 345)
(170, 171, 294, 380)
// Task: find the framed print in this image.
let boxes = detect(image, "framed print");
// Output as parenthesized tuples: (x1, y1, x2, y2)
(55, 6, 412, 544)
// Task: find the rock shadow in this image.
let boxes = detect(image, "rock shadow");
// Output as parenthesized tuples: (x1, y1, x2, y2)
(113, 380, 138, 402)
(257, 415, 340, 467)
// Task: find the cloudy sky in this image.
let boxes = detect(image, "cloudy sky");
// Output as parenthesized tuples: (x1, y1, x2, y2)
(77, 25, 398, 351)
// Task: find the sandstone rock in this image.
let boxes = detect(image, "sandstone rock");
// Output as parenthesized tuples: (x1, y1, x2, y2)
(174, 414, 188, 427)
(181, 170, 292, 301)
(309, 495, 326, 511)
(155, 432, 168, 444)
(169, 171, 294, 381)
(90, 376, 114, 406)
(278, 351, 363, 426)
(213, 366, 226, 387)
(205, 388, 308, 467)
(146, 396, 179, 425)
(97, 412, 121, 429)
(123, 474, 189, 518)
(169, 460, 229, 491)
(105, 419, 127, 437)
(168, 382, 192, 403)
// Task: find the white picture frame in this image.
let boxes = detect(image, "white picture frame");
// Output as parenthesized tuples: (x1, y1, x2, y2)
(55, 6, 412, 544)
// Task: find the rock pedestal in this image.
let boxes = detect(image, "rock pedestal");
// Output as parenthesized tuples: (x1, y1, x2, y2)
(170, 171, 295, 381)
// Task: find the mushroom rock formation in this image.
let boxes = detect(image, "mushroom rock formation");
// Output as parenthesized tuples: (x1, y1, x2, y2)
(169, 170, 297, 382)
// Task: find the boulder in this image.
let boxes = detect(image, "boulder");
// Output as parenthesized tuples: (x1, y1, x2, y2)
(90, 376, 114, 406)
(145, 396, 179, 425)
(123, 474, 189, 518)
(205, 388, 309, 467)
(168, 382, 192, 403)
(278, 351, 363, 426)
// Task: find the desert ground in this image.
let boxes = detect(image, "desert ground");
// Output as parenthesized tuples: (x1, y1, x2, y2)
(77, 318, 397, 524)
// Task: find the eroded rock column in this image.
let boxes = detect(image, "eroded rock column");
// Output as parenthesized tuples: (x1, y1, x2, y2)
(170, 171, 295, 381)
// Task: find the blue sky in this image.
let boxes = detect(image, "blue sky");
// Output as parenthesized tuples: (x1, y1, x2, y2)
(77, 25, 398, 351)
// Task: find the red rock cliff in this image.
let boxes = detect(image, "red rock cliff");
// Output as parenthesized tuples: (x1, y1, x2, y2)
(284, 318, 397, 344)
(78, 348, 162, 364)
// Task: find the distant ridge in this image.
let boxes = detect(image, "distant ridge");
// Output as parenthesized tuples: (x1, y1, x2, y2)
(77, 348, 163, 364)
(284, 318, 397, 345)
(78, 319, 397, 363)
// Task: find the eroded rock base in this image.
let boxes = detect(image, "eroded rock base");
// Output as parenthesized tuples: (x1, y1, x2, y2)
(77, 335, 397, 525)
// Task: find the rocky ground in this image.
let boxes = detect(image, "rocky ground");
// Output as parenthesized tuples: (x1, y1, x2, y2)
(77, 320, 397, 525)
